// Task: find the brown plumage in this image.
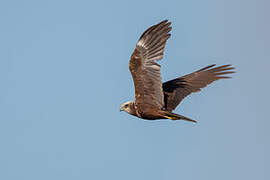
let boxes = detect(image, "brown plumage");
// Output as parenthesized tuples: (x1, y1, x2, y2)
(120, 20, 235, 122)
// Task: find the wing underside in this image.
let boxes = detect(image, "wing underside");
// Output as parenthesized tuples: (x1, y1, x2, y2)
(162, 64, 235, 112)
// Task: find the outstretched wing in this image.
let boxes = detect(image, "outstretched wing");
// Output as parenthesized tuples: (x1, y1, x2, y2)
(129, 20, 171, 110)
(162, 64, 235, 112)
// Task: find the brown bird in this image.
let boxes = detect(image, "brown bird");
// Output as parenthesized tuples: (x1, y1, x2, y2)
(120, 20, 235, 123)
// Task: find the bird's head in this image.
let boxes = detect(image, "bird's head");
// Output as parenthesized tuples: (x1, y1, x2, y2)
(120, 101, 134, 114)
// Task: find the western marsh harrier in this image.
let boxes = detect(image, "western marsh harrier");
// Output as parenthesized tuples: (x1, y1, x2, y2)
(120, 20, 235, 122)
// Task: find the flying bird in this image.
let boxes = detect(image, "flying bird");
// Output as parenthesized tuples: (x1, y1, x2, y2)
(120, 20, 235, 123)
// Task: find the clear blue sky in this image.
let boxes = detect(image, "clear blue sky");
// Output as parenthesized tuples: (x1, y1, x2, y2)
(0, 0, 269, 179)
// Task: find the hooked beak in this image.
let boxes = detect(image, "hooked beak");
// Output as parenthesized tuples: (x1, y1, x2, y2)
(120, 106, 124, 112)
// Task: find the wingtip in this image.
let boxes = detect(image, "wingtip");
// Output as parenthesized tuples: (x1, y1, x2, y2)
(160, 19, 171, 25)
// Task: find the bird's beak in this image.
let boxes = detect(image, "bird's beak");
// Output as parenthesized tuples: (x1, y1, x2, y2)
(120, 107, 124, 112)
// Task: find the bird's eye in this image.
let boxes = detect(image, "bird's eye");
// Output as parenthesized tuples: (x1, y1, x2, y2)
(125, 104, 128, 108)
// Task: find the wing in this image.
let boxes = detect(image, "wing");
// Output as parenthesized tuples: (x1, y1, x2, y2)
(129, 20, 171, 110)
(162, 64, 235, 112)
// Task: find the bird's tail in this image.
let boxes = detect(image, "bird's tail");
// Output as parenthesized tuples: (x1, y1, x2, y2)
(160, 111, 197, 123)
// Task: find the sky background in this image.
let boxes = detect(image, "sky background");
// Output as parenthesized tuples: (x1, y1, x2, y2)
(0, 0, 269, 179)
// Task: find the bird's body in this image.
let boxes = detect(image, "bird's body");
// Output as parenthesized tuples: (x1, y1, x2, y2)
(120, 20, 235, 122)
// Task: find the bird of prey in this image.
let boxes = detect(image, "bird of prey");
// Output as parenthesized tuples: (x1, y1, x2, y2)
(120, 20, 235, 123)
